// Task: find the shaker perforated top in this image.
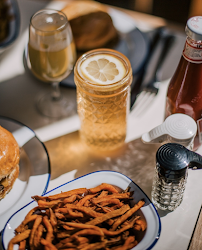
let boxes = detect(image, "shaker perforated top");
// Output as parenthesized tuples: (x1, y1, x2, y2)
(156, 143, 190, 179)
(156, 143, 202, 179)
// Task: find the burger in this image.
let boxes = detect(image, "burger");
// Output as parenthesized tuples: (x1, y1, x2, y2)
(62, 0, 118, 51)
(0, 126, 20, 200)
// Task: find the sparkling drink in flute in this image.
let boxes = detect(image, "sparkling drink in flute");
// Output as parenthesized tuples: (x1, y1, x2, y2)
(74, 49, 132, 151)
(27, 9, 76, 118)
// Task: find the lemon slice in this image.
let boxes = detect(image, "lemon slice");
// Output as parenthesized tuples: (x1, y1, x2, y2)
(80, 54, 126, 85)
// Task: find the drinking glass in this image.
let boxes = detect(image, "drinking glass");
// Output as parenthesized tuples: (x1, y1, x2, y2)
(27, 9, 76, 118)
(74, 48, 132, 151)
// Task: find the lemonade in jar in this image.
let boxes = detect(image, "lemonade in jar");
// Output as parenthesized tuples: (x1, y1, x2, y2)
(74, 49, 132, 151)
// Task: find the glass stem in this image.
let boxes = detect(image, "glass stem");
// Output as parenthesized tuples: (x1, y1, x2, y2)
(51, 82, 61, 101)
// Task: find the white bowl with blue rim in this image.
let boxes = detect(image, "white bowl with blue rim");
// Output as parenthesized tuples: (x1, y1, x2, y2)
(2, 170, 161, 250)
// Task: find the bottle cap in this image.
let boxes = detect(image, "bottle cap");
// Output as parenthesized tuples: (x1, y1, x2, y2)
(142, 113, 197, 147)
(156, 143, 202, 179)
(185, 16, 202, 41)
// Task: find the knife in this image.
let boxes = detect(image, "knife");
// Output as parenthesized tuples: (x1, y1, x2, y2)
(130, 27, 175, 109)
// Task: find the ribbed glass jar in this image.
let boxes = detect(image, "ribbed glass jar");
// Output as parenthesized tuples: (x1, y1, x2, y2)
(74, 48, 132, 151)
(151, 166, 188, 211)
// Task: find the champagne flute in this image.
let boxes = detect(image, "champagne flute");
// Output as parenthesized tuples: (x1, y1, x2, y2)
(27, 9, 76, 118)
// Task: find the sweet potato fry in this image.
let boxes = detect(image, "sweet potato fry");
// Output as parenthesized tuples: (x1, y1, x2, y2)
(37, 188, 87, 201)
(83, 200, 90, 207)
(63, 194, 78, 204)
(33, 223, 44, 248)
(92, 192, 131, 204)
(74, 236, 89, 245)
(97, 190, 108, 198)
(63, 204, 104, 218)
(115, 236, 137, 250)
(43, 216, 54, 245)
(31, 195, 47, 201)
(99, 198, 124, 207)
(15, 214, 38, 233)
(111, 200, 145, 230)
(133, 224, 141, 231)
(56, 231, 71, 238)
(37, 199, 63, 208)
(60, 248, 77, 250)
(55, 212, 66, 219)
(89, 183, 119, 194)
(18, 240, 26, 250)
(41, 238, 58, 250)
(59, 242, 76, 248)
(77, 194, 96, 206)
(55, 236, 73, 248)
(29, 215, 42, 247)
(96, 204, 113, 213)
(80, 241, 107, 250)
(59, 221, 104, 236)
(87, 205, 130, 225)
(135, 219, 147, 231)
(101, 216, 139, 236)
(72, 229, 104, 237)
(55, 207, 84, 218)
(49, 208, 57, 227)
(61, 224, 74, 231)
(8, 229, 31, 250)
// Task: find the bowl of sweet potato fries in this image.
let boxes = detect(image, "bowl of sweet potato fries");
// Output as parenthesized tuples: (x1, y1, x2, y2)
(2, 170, 161, 250)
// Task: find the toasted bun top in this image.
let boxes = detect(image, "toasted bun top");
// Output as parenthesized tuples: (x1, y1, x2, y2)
(0, 126, 20, 179)
(62, 0, 118, 51)
(62, 0, 108, 20)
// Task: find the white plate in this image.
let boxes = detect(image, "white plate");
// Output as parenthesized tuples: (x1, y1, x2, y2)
(2, 170, 161, 250)
(61, 7, 149, 87)
(0, 117, 50, 232)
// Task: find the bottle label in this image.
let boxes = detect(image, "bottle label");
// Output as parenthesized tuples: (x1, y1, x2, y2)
(197, 118, 202, 144)
(183, 40, 202, 63)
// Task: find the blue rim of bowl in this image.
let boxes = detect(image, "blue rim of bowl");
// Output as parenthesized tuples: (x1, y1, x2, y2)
(0, 0, 20, 49)
(2, 170, 161, 250)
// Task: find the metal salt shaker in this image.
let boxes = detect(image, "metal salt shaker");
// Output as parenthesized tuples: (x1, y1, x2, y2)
(151, 143, 202, 211)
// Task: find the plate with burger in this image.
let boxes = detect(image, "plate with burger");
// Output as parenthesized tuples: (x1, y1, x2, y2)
(60, 0, 149, 87)
(0, 116, 50, 232)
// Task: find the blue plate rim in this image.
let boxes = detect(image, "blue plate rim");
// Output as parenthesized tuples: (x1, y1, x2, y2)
(0, 115, 51, 232)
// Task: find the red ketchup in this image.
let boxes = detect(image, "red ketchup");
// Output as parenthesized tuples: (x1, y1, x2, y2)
(165, 16, 202, 150)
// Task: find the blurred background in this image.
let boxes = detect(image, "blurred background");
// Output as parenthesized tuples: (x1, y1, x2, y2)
(98, 0, 202, 25)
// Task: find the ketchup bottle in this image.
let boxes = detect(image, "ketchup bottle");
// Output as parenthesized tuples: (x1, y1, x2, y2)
(165, 16, 202, 150)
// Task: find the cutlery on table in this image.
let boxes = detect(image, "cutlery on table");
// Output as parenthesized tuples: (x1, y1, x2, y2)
(130, 31, 175, 117)
(130, 27, 166, 107)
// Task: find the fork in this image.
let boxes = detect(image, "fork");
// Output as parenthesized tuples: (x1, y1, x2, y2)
(130, 33, 175, 117)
